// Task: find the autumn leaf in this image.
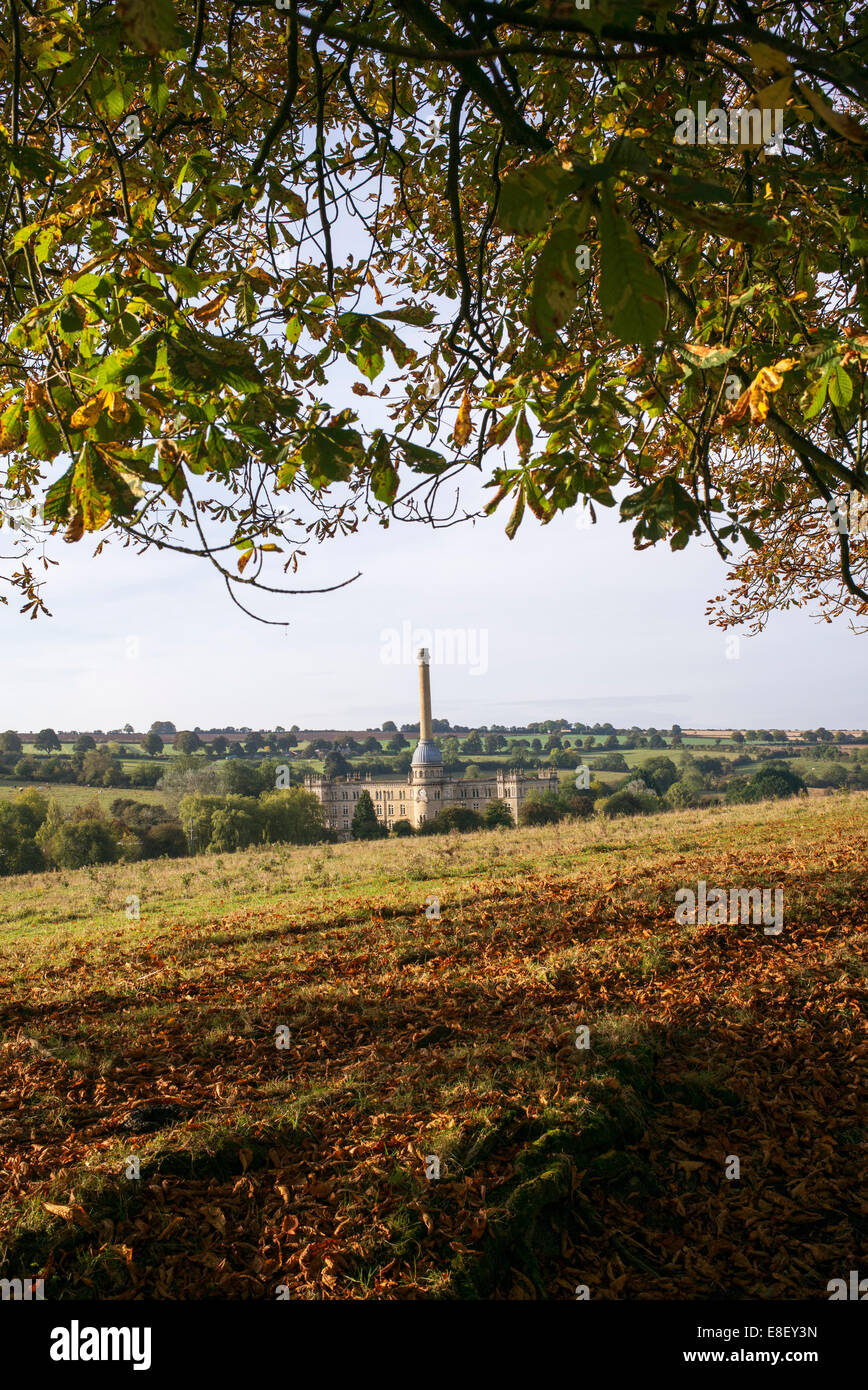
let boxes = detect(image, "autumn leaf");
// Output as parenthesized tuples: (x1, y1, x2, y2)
(453, 391, 473, 447)
(70, 394, 105, 429)
(192, 294, 229, 324)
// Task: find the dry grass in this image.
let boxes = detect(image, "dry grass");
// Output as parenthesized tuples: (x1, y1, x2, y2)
(0, 793, 865, 1300)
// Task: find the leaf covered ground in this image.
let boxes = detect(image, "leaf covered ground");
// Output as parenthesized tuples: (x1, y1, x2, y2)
(0, 794, 865, 1299)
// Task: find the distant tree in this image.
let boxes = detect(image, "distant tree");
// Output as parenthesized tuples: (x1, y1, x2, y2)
(211, 735, 229, 756)
(593, 751, 628, 772)
(548, 748, 576, 769)
(731, 731, 745, 745)
(72, 734, 96, 755)
(141, 731, 164, 757)
(558, 786, 595, 819)
(749, 764, 806, 800)
(391, 818, 415, 837)
(603, 734, 620, 749)
(363, 736, 382, 753)
(81, 749, 114, 785)
(420, 805, 482, 834)
(220, 760, 268, 796)
(381, 720, 397, 732)
(387, 733, 408, 753)
(544, 734, 563, 751)
(174, 731, 201, 754)
(0, 801, 46, 875)
(518, 794, 562, 826)
(259, 788, 329, 845)
(41, 818, 119, 868)
(648, 732, 666, 749)
(483, 798, 514, 828)
(484, 733, 507, 754)
(150, 721, 176, 735)
(351, 790, 387, 840)
(141, 823, 188, 859)
(208, 802, 263, 853)
(323, 750, 350, 779)
(601, 789, 657, 818)
(33, 728, 61, 753)
(664, 779, 702, 809)
(244, 732, 263, 755)
(639, 755, 679, 796)
(461, 731, 483, 755)
(0, 730, 22, 754)
(530, 738, 542, 753)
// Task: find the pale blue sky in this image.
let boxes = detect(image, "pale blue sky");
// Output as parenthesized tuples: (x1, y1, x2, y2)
(2, 485, 865, 733)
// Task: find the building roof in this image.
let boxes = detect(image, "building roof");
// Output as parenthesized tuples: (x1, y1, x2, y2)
(411, 738, 443, 766)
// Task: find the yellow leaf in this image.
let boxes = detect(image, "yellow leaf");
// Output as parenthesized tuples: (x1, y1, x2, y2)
(755, 366, 784, 393)
(747, 42, 793, 76)
(799, 88, 868, 144)
(137, 390, 164, 417)
(70, 393, 105, 429)
(237, 548, 253, 573)
(106, 392, 131, 424)
(756, 76, 793, 110)
(772, 357, 799, 371)
(43, 1201, 73, 1218)
(454, 390, 472, 447)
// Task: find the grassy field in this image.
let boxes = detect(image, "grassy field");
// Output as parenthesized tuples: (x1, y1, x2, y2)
(0, 793, 865, 1300)
(0, 784, 171, 812)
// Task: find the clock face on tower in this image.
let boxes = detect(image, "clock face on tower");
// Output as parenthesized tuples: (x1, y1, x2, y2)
(416, 787, 428, 801)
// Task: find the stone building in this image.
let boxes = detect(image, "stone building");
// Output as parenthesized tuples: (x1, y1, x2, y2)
(305, 649, 559, 837)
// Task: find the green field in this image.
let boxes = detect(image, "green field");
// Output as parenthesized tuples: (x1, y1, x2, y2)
(1, 792, 865, 1300)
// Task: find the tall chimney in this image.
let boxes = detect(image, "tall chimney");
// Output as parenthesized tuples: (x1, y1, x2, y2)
(417, 648, 433, 741)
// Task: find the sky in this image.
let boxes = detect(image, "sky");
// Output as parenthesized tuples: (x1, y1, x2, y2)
(2, 480, 866, 733)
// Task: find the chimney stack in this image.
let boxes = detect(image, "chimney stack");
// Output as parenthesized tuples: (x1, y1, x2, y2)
(417, 648, 433, 741)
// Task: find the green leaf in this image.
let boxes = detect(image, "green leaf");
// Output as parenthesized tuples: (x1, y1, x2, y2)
(375, 306, 436, 327)
(828, 365, 853, 408)
(529, 197, 593, 343)
(301, 427, 365, 488)
(398, 438, 450, 474)
(118, 0, 180, 55)
(803, 371, 829, 420)
(597, 185, 666, 351)
(26, 408, 64, 460)
(498, 157, 587, 235)
(238, 282, 258, 328)
(368, 432, 399, 504)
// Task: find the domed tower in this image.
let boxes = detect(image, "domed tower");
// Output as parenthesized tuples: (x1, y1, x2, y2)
(410, 648, 443, 787)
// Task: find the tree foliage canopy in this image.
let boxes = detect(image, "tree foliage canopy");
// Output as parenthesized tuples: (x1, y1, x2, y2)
(2, 0, 867, 628)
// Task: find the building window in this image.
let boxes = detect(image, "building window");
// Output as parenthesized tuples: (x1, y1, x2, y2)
(399, 805, 406, 816)
(388, 804, 394, 816)
(342, 791, 348, 800)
